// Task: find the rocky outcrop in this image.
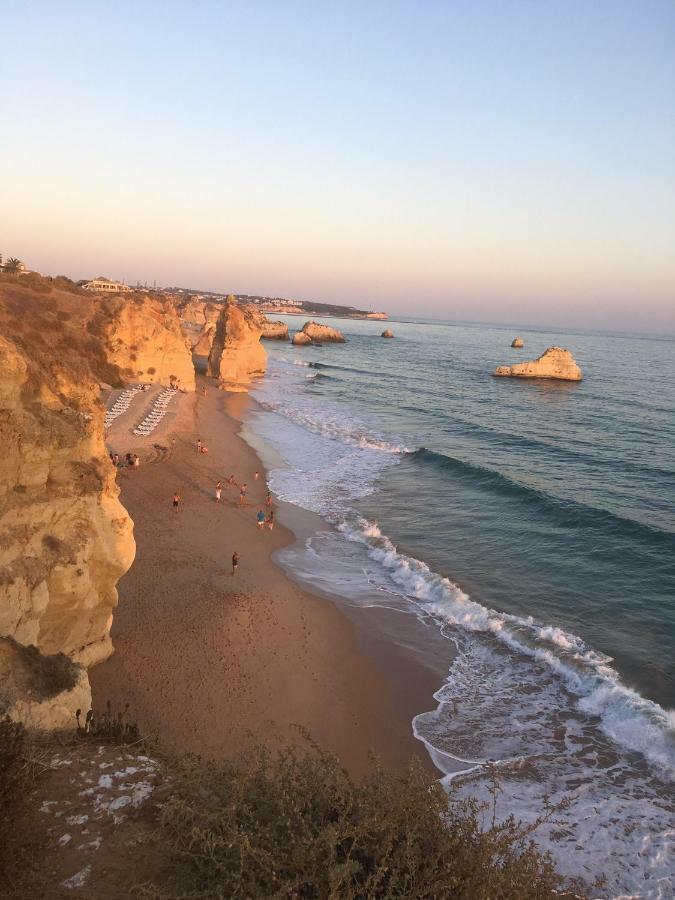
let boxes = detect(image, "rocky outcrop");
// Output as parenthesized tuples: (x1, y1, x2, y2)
(381, 329, 394, 338)
(177, 298, 222, 357)
(206, 297, 267, 390)
(511, 337, 524, 348)
(292, 332, 312, 346)
(494, 347, 583, 381)
(104, 296, 196, 391)
(0, 286, 136, 730)
(301, 321, 345, 343)
(261, 319, 290, 341)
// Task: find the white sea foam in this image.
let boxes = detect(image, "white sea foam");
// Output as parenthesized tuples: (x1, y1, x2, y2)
(342, 516, 675, 781)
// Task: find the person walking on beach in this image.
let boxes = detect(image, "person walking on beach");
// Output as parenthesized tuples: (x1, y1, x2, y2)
(267, 509, 275, 531)
(231, 552, 239, 576)
(215, 480, 222, 503)
(265, 490, 273, 507)
(239, 483, 247, 506)
(197, 438, 202, 453)
(257, 509, 265, 530)
(172, 491, 181, 513)
(254, 471, 259, 481)
(202, 386, 207, 397)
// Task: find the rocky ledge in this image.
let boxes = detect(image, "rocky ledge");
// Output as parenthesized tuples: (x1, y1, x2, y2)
(301, 321, 345, 343)
(511, 337, 524, 348)
(381, 329, 394, 338)
(494, 347, 583, 381)
(292, 332, 312, 346)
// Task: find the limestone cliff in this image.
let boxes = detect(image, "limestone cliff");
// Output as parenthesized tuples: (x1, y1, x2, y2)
(177, 297, 222, 356)
(301, 321, 345, 343)
(494, 347, 583, 381)
(104, 295, 196, 391)
(206, 297, 267, 390)
(0, 283, 135, 729)
(261, 319, 290, 340)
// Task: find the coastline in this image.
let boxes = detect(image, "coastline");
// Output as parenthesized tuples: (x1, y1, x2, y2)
(91, 378, 439, 777)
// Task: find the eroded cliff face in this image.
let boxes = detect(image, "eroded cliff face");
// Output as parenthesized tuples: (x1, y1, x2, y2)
(0, 285, 135, 729)
(177, 298, 222, 356)
(494, 347, 583, 381)
(206, 297, 267, 391)
(104, 295, 196, 391)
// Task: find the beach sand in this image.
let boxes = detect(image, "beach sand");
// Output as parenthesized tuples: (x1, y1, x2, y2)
(92, 379, 439, 777)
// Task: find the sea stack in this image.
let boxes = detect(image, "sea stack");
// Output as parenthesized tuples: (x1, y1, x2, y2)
(301, 321, 345, 343)
(511, 337, 524, 348)
(292, 331, 312, 346)
(206, 296, 267, 390)
(381, 329, 395, 338)
(493, 347, 583, 381)
(493, 347, 583, 382)
(261, 319, 290, 340)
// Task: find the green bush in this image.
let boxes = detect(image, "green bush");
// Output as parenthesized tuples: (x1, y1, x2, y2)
(139, 744, 567, 899)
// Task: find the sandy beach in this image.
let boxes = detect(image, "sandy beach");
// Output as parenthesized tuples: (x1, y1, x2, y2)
(91, 378, 438, 777)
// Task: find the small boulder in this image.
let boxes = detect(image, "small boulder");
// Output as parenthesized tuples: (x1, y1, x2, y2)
(511, 337, 524, 348)
(381, 329, 395, 338)
(493, 347, 582, 382)
(292, 332, 312, 346)
(301, 321, 345, 343)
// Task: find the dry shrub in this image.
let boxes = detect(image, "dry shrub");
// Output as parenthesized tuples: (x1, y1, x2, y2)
(12, 642, 79, 699)
(138, 744, 569, 899)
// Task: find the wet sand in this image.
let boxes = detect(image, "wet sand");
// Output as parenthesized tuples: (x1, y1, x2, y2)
(92, 378, 439, 777)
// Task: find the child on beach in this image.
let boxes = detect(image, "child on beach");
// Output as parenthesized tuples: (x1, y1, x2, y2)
(215, 481, 222, 503)
(231, 552, 239, 576)
(227, 474, 236, 487)
(172, 491, 181, 512)
(257, 509, 265, 529)
(267, 510, 275, 531)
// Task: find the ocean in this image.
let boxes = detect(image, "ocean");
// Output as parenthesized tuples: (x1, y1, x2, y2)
(244, 315, 675, 898)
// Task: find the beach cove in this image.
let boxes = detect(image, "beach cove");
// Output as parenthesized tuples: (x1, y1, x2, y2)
(91, 378, 441, 777)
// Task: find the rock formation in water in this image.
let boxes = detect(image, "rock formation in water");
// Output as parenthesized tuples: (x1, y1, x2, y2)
(261, 319, 290, 341)
(494, 347, 583, 381)
(511, 337, 524, 348)
(301, 321, 345, 343)
(206, 296, 267, 390)
(0, 283, 135, 730)
(381, 329, 395, 338)
(103, 295, 196, 390)
(292, 331, 312, 346)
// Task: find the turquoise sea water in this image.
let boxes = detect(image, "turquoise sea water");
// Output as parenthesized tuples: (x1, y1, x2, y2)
(246, 316, 675, 897)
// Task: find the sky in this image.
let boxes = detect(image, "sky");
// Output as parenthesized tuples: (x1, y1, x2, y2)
(1, 0, 674, 332)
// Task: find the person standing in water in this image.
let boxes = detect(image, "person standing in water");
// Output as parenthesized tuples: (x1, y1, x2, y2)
(231, 552, 239, 576)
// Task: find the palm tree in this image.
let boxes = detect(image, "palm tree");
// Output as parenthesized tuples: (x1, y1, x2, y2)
(4, 257, 23, 274)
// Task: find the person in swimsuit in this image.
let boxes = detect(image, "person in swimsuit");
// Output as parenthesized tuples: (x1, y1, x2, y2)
(238, 484, 247, 506)
(215, 481, 222, 503)
(257, 509, 265, 529)
(267, 510, 275, 531)
(231, 552, 239, 576)
(197, 438, 202, 453)
(172, 491, 181, 512)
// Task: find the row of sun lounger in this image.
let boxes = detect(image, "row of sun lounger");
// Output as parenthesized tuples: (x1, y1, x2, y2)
(132, 388, 177, 436)
(104, 385, 143, 429)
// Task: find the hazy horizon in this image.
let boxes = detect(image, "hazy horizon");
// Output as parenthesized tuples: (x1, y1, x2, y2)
(2, 1, 674, 333)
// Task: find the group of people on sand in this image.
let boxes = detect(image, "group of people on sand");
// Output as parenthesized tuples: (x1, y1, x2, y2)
(109, 451, 140, 469)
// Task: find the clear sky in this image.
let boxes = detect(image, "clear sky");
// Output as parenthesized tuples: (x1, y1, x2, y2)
(2, 1, 674, 331)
